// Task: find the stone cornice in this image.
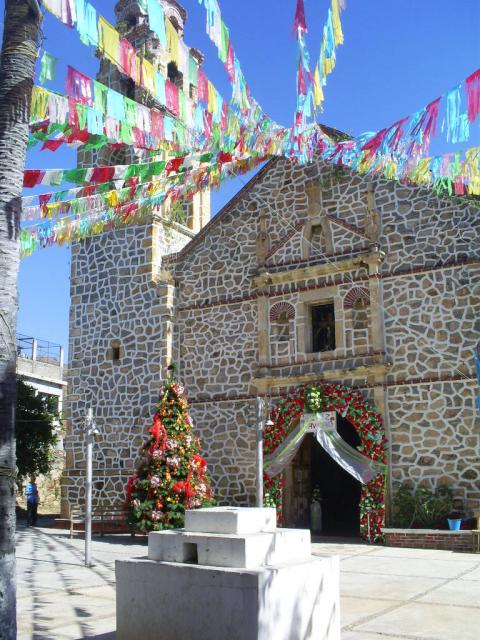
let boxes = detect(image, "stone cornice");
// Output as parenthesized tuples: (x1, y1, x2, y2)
(251, 362, 391, 393)
(151, 213, 196, 239)
(186, 373, 476, 404)
(326, 214, 368, 238)
(261, 350, 386, 370)
(265, 221, 305, 260)
(177, 256, 478, 313)
(253, 253, 370, 289)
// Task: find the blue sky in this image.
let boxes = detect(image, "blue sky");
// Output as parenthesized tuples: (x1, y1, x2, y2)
(8, 0, 480, 355)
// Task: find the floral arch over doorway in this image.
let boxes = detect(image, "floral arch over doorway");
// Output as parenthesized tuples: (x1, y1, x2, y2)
(263, 383, 387, 542)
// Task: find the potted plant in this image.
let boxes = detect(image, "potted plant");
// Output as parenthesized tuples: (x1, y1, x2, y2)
(447, 510, 463, 531)
(310, 487, 323, 534)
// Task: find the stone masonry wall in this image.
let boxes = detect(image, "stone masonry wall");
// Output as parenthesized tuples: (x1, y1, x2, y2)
(166, 155, 479, 510)
(62, 219, 192, 516)
(66, 150, 479, 514)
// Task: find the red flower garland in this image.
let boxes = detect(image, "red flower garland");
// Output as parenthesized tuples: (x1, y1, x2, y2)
(263, 383, 387, 542)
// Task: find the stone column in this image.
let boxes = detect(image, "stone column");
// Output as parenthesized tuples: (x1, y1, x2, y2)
(200, 189, 211, 228)
(156, 270, 176, 371)
(364, 247, 392, 521)
(371, 374, 394, 524)
(365, 248, 386, 353)
(254, 274, 272, 371)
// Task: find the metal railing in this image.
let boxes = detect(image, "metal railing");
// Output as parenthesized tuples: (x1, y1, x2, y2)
(16, 334, 64, 367)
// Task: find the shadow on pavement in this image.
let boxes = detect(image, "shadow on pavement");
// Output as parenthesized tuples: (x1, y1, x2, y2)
(74, 634, 116, 640)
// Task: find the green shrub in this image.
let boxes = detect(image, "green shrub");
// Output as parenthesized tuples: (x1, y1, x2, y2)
(392, 483, 454, 528)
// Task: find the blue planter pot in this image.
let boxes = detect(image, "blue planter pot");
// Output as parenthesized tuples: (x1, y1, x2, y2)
(447, 518, 462, 531)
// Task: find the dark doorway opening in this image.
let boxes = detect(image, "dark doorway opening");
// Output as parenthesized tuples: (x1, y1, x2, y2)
(283, 415, 361, 537)
(311, 416, 361, 536)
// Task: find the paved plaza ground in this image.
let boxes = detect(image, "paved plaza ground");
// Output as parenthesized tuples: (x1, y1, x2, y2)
(16, 520, 480, 639)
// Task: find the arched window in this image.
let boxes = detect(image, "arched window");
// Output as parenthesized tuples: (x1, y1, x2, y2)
(270, 302, 295, 343)
(343, 287, 370, 310)
(344, 287, 371, 351)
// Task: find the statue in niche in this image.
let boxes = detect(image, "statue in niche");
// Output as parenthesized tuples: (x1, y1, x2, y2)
(305, 180, 333, 255)
(364, 183, 381, 242)
(256, 209, 270, 267)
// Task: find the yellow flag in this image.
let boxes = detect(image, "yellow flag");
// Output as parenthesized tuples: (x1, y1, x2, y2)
(141, 58, 156, 94)
(313, 66, 324, 107)
(465, 147, 480, 194)
(207, 81, 217, 114)
(166, 20, 179, 66)
(31, 86, 50, 122)
(332, 0, 344, 46)
(98, 17, 120, 65)
(105, 190, 119, 208)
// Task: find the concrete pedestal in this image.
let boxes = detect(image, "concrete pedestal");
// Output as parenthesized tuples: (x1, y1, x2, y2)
(116, 507, 340, 640)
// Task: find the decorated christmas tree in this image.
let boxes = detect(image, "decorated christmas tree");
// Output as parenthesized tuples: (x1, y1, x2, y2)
(125, 369, 214, 532)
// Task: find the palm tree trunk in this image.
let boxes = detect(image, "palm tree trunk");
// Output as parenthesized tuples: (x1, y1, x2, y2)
(0, 2, 41, 637)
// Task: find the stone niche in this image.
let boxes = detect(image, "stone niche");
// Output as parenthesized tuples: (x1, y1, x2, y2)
(116, 507, 340, 640)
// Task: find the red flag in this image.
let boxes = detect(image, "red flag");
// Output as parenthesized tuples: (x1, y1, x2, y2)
(128, 177, 138, 199)
(91, 167, 115, 183)
(67, 129, 89, 144)
(23, 170, 44, 188)
(165, 157, 185, 175)
(38, 193, 52, 207)
(41, 138, 65, 152)
(217, 151, 232, 165)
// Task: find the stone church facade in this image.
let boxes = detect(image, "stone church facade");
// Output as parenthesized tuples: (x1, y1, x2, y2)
(61, 1, 480, 521)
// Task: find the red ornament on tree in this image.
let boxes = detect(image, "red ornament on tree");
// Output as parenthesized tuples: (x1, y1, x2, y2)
(125, 373, 214, 533)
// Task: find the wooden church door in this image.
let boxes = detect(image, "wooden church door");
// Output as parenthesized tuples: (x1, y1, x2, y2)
(283, 435, 312, 528)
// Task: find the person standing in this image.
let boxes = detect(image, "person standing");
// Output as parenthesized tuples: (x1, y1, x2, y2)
(24, 475, 39, 527)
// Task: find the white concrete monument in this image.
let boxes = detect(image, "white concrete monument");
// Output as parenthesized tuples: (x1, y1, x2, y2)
(116, 507, 340, 640)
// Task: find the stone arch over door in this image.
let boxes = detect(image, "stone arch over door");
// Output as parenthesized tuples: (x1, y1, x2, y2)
(263, 382, 387, 541)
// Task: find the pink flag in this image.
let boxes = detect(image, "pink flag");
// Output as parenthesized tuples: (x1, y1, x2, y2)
(66, 66, 93, 107)
(225, 42, 235, 83)
(165, 80, 179, 116)
(198, 69, 209, 103)
(361, 129, 388, 157)
(297, 63, 307, 96)
(293, 0, 307, 34)
(466, 69, 480, 123)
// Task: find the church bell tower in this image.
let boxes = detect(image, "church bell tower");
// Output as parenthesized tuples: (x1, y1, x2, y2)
(62, 0, 210, 517)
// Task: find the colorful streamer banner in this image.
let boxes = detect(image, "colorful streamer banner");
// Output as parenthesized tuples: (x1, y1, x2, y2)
(42, 0, 243, 140)
(27, 4, 479, 260)
(20, 153, 266, 257)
